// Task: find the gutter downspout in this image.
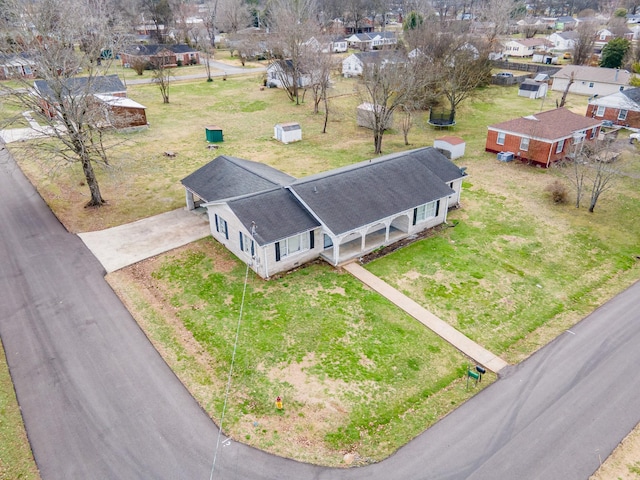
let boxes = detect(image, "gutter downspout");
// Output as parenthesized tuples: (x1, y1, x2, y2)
(546, 140, 554, 168)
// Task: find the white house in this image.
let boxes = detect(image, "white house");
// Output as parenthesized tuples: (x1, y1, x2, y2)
(267, 60, 313, 89)
(551, 65, 632, 96)
(342, 51, 402, 77)
(548, 31, 577, 51)
(503, 38, 550, 57)
(181, 148, 467, 278)
(346, 32, 397, 51)
(274, 122, 302, 144)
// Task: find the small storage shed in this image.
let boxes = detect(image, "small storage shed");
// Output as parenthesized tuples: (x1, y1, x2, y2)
(274, 122, 302, 144)
(205, 125, 224, 142)
(356, 102, 393, 130)
(518, 79, 548, 99)
(433, 136, 466, 159)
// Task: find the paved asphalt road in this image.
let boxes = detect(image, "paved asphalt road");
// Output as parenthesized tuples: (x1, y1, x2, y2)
(2, 142, 640, 479)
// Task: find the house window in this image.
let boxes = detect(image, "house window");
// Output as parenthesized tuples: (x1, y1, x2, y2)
(556, 139, 565, 153)
(497, 132, 506, 145)
(618, 109, 628, 120)
(595, 105, 605, 117)
(275, 231, 314, 261)
(589, 82, 594, 88)
(590, 128, 596, 139)
(413, 200, 440, 225)
(214, 214, 229, 240)
(519, 137, 530, 151)
(239, 231, 254, 257)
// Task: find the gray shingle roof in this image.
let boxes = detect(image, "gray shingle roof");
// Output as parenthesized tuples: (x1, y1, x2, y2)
(122, 44, 198, 56)
(622, 87, 640, 104)
(290, 148, 459, 235)
(33, 74, 126, 102)
(228, 188, 320, 245)
(181, 155, 295, 203)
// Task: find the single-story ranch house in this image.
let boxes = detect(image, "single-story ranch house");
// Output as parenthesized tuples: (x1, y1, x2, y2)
(551, 65, 632, 97)
(182, 148, 467, 278)
(486, 107, 602, 167)
(586, 87, 640, 129)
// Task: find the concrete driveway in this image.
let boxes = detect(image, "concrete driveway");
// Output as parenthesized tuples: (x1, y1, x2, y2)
(78, 208, 210, 272)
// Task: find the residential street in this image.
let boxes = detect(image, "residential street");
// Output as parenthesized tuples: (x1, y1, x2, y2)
(1, 142, 640, 479)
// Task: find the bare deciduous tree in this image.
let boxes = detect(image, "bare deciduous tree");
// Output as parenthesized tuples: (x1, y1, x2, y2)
(266, 0, 320, 105)
(359, 56, 419, 154)
(0, 0, 130, 207)
(151, 55, 172, 103)
(573, 20, 598, 65)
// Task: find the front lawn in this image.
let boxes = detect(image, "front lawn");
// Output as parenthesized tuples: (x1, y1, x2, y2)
(108, 240, 490, 466)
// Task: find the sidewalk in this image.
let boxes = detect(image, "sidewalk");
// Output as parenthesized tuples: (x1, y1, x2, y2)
(343, 263, 509, 374)
(78, 208, 210, 273)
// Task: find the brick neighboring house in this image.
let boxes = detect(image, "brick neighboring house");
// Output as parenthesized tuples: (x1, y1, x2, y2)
(120, 44, 200, 68)
(586, 87, 640, 128)
(486, 108, 602, 167)
(0, 53, 36, 80)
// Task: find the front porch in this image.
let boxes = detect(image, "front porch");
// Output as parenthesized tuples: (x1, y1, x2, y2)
(320, 225, 407, 265)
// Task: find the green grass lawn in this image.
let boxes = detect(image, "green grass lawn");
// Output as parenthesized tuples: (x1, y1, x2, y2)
(109, 239, 491, 466)
(0, 342, 40, 480)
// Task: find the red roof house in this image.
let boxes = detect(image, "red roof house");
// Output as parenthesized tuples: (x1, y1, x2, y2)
(486, 108, 602, 167)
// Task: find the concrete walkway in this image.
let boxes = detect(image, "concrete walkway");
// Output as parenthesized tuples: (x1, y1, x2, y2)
(78, 208, 210, 272)
(343, 262, 509, 374)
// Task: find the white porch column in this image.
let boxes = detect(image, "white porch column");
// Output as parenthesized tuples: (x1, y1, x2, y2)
(333, 242, 340, 265)
(185, 189, 195, 210)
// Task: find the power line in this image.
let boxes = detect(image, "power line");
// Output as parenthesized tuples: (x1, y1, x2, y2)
(209, 259, 252, 479)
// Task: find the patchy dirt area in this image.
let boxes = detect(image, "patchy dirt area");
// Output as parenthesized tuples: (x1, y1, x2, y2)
(591, 425, 640, 479)
(107, 242, 357, 466)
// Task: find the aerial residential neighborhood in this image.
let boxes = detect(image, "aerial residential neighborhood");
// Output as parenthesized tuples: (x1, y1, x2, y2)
(1, 0, 640, 479)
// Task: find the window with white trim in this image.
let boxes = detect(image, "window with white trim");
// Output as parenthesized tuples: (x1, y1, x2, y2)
(595, 105, 605, 117)
(519, 137, 530, 151)
(275, 231, 314, 261)
(556, 139, 565, 153)
(590, 128, 597, 139)
(618, 109, 628, 121)
(239, 231, 254, 257)
(497, 132, 505, 145)
(414, 200, 439, 224)
(589, 82, 594, 88)
(214, 214, 229, 240)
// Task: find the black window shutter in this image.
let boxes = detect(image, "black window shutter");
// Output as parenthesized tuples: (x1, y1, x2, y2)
(239, 232, 244, 251)
(435, 200, 440, 217)
(251, 241, 254, 256)
(224, 220, 229, 240)
(214, 214, 219, 232)
(309, 231, 314, 249)
(412, 208, 417, 226)
(275, 242, 281, 262)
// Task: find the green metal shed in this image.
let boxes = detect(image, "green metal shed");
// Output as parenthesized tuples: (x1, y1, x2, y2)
(205, 125, 223, 142)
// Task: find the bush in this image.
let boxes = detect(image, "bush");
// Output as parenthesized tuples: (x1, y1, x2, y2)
(177, 59, 183, 67)
(545, 180, 568, 204)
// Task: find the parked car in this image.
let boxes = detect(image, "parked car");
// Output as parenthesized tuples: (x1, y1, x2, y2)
(496, 72, 514, 78)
